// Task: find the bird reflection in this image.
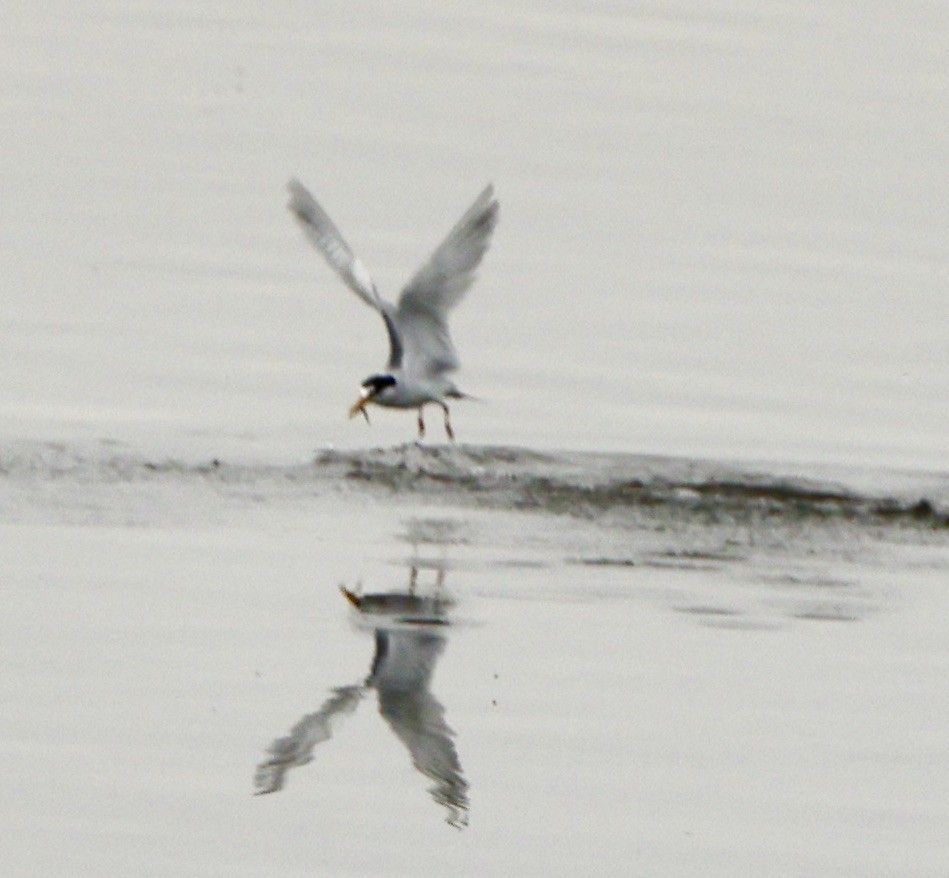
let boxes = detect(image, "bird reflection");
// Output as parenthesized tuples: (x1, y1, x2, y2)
(254, 563, 469, 828)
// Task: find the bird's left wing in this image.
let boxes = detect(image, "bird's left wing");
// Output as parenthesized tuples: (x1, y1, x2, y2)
(373, 631, 469, 827)
(394, 185, 499, 378)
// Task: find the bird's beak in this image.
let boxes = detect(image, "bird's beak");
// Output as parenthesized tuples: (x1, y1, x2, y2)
(348, 389, 372, 422)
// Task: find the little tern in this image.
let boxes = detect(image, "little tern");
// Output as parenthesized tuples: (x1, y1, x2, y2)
(287, 180, 499, 441)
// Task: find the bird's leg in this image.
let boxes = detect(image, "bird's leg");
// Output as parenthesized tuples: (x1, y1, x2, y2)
(442, 403, 455, 442)
(417, 408, 426, 439)
(433, 562, 447, 612)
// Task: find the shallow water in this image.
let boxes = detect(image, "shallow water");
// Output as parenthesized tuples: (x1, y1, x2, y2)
(3, 457, 948, 876)
(3, 2, 949, 875)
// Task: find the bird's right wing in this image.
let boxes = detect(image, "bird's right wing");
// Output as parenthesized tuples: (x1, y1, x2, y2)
(287, 179, 383, 309)
(287, 180, 403, 367)
(253, 684, 365, 795)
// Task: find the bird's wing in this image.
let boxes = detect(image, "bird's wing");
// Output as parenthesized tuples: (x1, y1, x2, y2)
(394, 185, 499, 379)
(253, 684, 364, 795)
(377, 687, 469, 827)
(372, 632, 469, 827)
(287, 179, 403, 368)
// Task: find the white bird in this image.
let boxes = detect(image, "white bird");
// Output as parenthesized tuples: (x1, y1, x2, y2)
(254, 569, 468, 827)
(287, 180, 499, 441)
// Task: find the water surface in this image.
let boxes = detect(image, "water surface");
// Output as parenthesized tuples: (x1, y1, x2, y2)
(2, 3, 948, 875)
(2, 453, 947, 876)
(2, 1, 946, 467)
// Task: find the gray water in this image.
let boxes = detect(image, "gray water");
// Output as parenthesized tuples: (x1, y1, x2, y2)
(3, 3, 949, 876)
(2, 1, 947, 467)
(3, 442, 948, 876)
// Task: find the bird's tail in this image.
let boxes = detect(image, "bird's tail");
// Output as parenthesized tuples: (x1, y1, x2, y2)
(445, 388, 485, 403)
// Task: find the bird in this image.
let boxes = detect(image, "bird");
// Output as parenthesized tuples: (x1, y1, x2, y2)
(253, 566, 468, 827)
(287, 180, 499, 441)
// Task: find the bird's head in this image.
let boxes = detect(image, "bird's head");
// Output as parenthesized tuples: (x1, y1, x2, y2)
(349, 373, 397, 421)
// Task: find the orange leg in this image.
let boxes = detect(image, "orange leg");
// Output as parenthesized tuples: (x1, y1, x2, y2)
(442, 404, 455, 442)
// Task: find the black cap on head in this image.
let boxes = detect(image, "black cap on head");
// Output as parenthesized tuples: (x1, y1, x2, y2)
(361, 374, 397, 395)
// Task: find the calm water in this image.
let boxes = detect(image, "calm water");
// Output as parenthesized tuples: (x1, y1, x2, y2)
(2, 4, 949, 877)
(2, 1, 947, 468)
(3, 463, 948, 877)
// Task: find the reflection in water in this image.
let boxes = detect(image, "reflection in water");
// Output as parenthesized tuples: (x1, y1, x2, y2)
(254, 563, 469, 828)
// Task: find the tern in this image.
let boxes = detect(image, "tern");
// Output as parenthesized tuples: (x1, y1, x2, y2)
(253, 565, 468, 827)
(287, 180, 499, 441)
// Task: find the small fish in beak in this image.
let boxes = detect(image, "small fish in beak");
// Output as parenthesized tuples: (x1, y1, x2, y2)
(349, 387, 372, 422)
